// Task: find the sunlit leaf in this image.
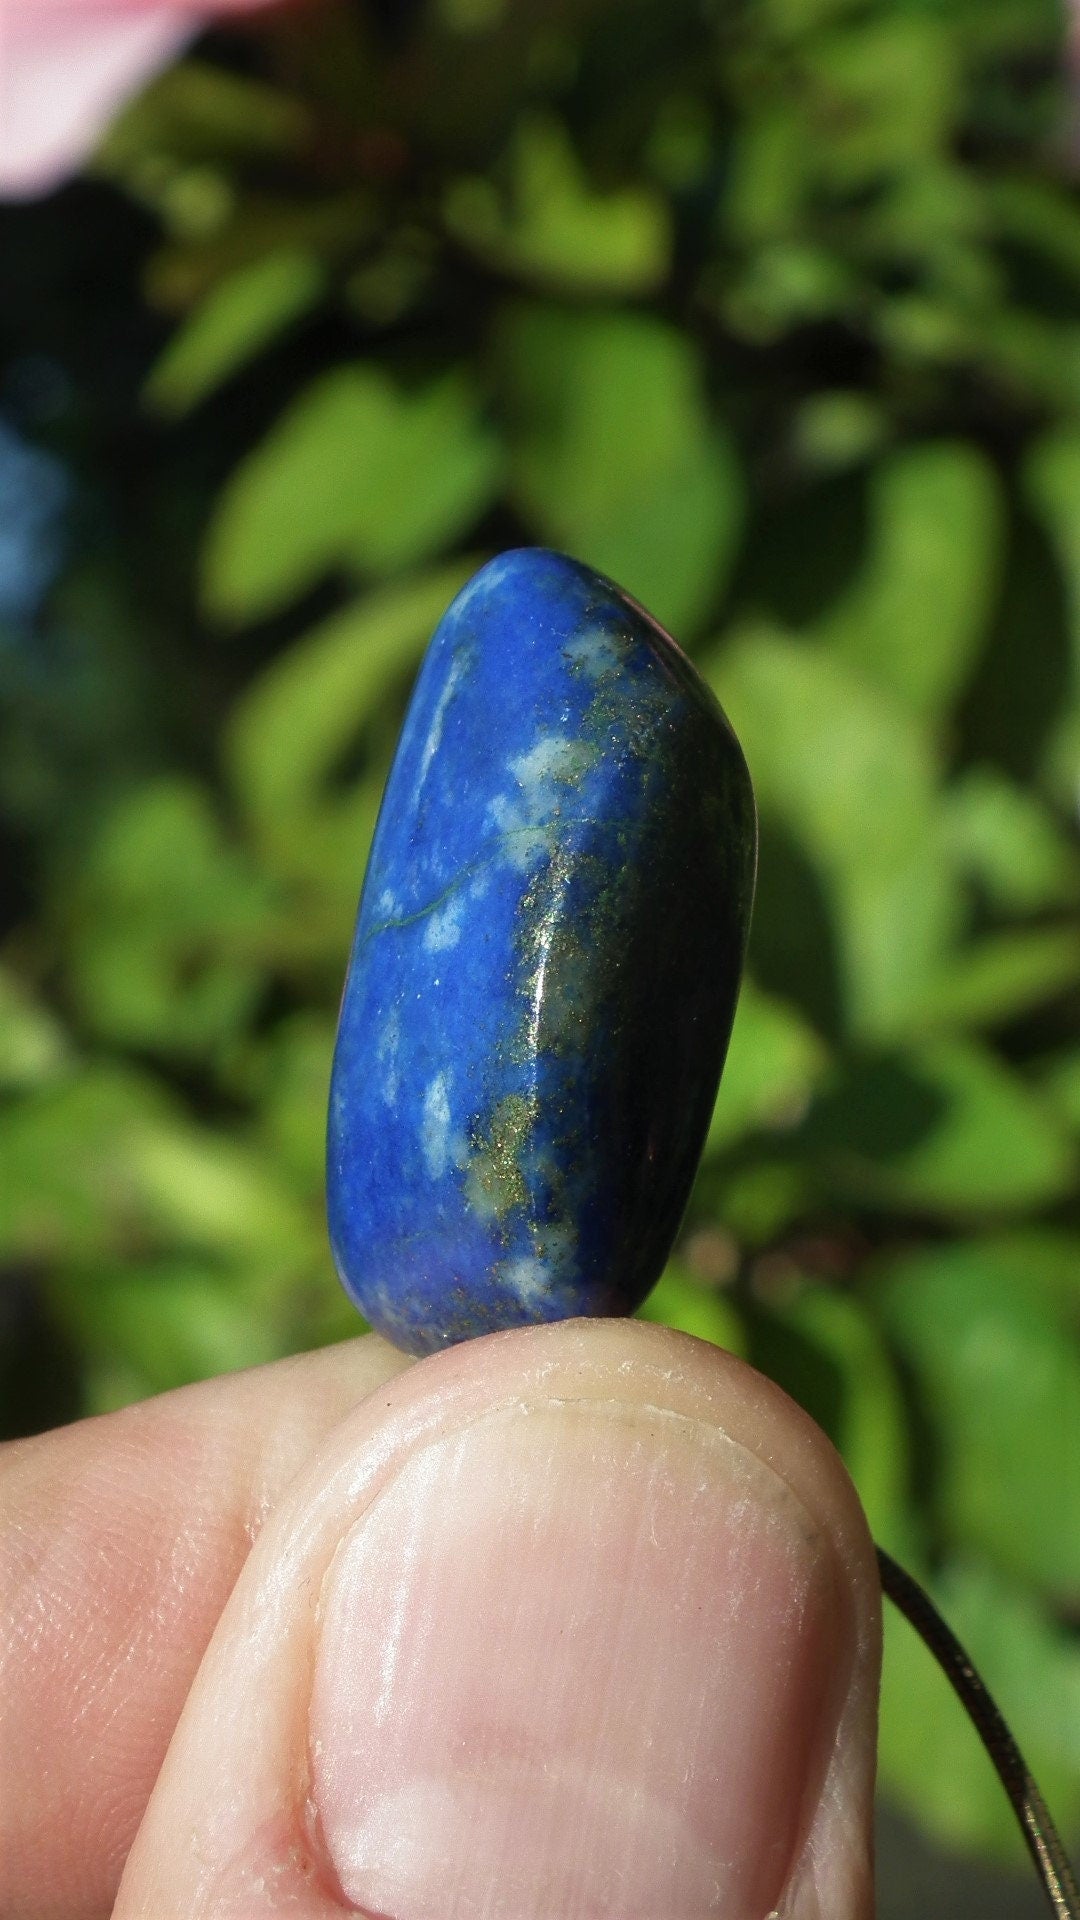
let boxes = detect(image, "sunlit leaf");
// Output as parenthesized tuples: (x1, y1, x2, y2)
(941, 767, 1080, 914)
(753, 1282, 912, 1552)
(242, 1013, 336, 1197)
(0, 1067, 173, 1261)
(705, 979, 828, 1153)
(705, 1158, 813, 1249)
(707, 630, 956, 1039)
(445, 113, 671, 295)
(719, 242, 861, 341)
(815, 443, 1002, 719)
(145, 251, 325, 416)
(0, 968, 68, 1091)
(1024, 427, 1080, 795)
(501, 305, 742, 638)
(203, 367, 502, 621)
(67, 779, 273, 1057)
(977, 1227, 1080, 1314)
(223, 566, 479, 958)
(793, 390, 889, 472)
(724, 102, 808, 248)
(863, 159, 987, 277)
(225, 564, 473, 834)
(806, 16, 958, 184)
(805, 1038, 1076, 1215)
(638, 1262, 745, 1356)
(910, 927, 1080, 1033)
(127, 1117, 313, 1260)
(876, 1238, 1080, 1599)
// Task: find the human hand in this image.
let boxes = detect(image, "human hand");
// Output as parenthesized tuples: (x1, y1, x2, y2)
(2, 1319, 881, 1919)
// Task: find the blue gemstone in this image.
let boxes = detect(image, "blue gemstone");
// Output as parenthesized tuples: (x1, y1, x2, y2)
(327, 549, 756, 1355)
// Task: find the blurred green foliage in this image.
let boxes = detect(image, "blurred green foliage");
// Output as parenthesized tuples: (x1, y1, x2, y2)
(1, 0, 1079, 1877)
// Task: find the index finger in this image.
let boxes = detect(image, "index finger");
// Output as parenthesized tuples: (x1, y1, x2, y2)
(1, 1336, 410, 1920)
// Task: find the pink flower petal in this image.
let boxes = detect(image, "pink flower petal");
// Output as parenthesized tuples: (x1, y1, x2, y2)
(0, 4, 200, 199)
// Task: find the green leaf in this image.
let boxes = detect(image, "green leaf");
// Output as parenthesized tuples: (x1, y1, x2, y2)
(815, 443, 1003, 719)
(876, 1238, 1080, 1599)
(145, 251, 325, 417)
(706, 979, 828, 1153)
(760, 0, 864, 40)
(724, 104, 810, 249)
(981, 1227, 1080, 1314)
(67, 779, 273, 1057)
(501, 306, 742, 639)
(707, 630, 956, 1038)
(792, 390, 889, 472)
(971, 311, 1080, 419)
(1038, 1048, 1080, 1134)
(1024, 427, 1080, 794)
(224, 566, 477, 959)
(0, 968, 68, 1091)
(805, 1038, 1076, 1216)
(863, 159, 988, 278)
(720, 242, 861, 342)
(751, 1283, 912, 1552)
(145, 192, 378, 312)
(806, 18, 958, 185)
(49, 1259, 282, 1403)
(126, 1117, 313, 1261)
(879, 1559, 1080, 1863)
(97, 60, 310, 175)
(444, 113, 671, 295)
(1025, 427, 1080, 670)
(989, 174, 1080, 294)
(244, 1013, 336, 1197)
(203, 367, 502, 622)
(941, 767, 1080, 914)
(0, 1067, 174, 1262)
(241, 774, 385, 968)
(706, 1158, 813, 1249)
(225, 564, 473, 835)
(910, 927, 1080, 1033)
(723, 15, 958, 251)
(638, 1262, 745, 1357)
(795, 1290, 912, 1551)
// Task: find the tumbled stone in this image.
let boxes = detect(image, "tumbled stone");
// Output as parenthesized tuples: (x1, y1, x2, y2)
(327, 548, 756, 1355)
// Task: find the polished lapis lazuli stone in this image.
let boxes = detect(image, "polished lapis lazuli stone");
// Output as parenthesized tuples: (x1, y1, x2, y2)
(327, 549, 756, 1355)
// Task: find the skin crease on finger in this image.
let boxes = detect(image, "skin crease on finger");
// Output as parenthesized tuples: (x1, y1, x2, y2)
(106, 1319, 882, 1920)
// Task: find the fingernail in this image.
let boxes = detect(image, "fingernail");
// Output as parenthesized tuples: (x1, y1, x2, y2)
(309, 1400, 842, 1920)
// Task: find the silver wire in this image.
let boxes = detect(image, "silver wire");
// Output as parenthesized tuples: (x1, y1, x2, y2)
(878, 1547, 1080, 1920)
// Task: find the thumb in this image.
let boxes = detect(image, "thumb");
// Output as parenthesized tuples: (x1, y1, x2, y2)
(114, 1319, 881, 1920)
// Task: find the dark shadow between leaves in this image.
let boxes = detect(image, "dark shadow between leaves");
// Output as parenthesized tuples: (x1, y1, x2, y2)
(747, 814, 845, 1044)
(802, 1054, 950, 1165)
(955, 508, 1071, 783)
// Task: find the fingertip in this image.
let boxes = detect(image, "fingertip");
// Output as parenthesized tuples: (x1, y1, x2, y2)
(114, 1322, 880, 1920)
